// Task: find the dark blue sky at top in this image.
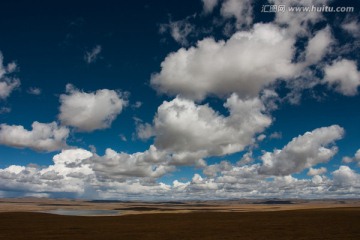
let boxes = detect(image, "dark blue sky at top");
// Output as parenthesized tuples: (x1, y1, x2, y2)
(0, 0, 359, 184)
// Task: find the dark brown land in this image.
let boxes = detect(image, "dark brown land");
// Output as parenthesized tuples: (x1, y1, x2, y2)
(1, 198, 360, 239)
(1, 208, 360, 240)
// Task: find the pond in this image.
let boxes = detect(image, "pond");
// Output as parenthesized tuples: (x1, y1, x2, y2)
(42, 209, 121, 216)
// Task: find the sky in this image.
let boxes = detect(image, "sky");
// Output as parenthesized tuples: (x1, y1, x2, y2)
(0, 0, 359, 200)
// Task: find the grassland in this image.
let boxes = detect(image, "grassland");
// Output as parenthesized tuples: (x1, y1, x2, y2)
(0, 198, 360, 239)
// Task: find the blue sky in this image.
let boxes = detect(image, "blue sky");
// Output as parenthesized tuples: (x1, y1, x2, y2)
(0, 0, 360, 199)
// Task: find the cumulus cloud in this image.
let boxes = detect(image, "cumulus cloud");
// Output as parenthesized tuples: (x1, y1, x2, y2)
(58, 84, 127, 132)
(202, 0, 219, 14)
(152, 23, 299, 100)
(324, 59, 360, 96)
(0, 148, 95, 196)
(147, 94, 271, 165)
(220, 0, 253, 28)
(93, 145, 174, 179)
(190, 173, 218, 191)
(0, 149, 173, 198)
(52, 148, 93, 166)
(176, 163, 360, 199)
(42, 148, 94, 178)
(259, 125, 344, 176)
(2, 148, 360, 199)
(342, 149, 360, 166)
(238, 151, 254, 166)
(0, 121, 69, 152)
(203, 161, 232, 177)
(307, 167, 327, 176)
(332, 166, 360, 187)
(84, 45, 102, 64)
(305, 26, 333, 65)
(153, 4, 338, 105)
(0, 52, 20, 100)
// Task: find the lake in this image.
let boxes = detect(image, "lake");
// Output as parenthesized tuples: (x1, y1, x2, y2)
(42, 209, 121, 216)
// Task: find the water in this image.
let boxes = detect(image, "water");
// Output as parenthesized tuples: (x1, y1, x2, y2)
(42, 209, 120, 216)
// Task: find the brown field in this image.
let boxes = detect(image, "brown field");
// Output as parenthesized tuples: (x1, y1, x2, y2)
(1, 198, 360, 239)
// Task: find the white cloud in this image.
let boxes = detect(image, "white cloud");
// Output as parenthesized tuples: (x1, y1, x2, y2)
(119, 134, 127, 142)
(257, 134, 266, 142)
(43, 148, 94, 178)
(150, 94, 271, 165)
(27, 87, 41, 95)
(220, 0, 253, 28)
(190, 174, 218, 191)
(237, 151, 254, 166)
(311, 174, 324, 185)
(0, 52, 20, 100)
(92, 145, 174, 179)
(332, 165, 360, 187)
(260, 89, 280, 111)
(342, 20, 360, 38)
(356, 149, 360, 161)
(342, 149, 360, 166)
(0, 148, 95, 196)
(132, 101, 142, 109)
(159, 17, 195, 46)
(2, 150, 360, 199)
(307, 167, 327, 176)
(217, 164, 261, 183)
(202, 0, 219, 14)
(270, 0, 329, 36)
(0, 150, 175, 198)
(0, 79, 20, 99)
(93, 180, 171, 200)
(342, 156, 354, 164)
(84, 45, 102, 64)
(173, 180, 190, 191)
(136, 122, 155, 140)
(152, 23, 299, 100)
(203, 160, 232, 178)
(52, 148, 93, 166)
(58, 84, 127, 132)
(3, 165, 25, 174)
(0, 121, 69, 152)
(305, 26, 333, 65)
(259, 125, 344, 176)
(269, 131, 282, 139)
(179, 164, 360, 199)
(324, 59, 360, 96)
